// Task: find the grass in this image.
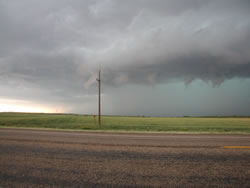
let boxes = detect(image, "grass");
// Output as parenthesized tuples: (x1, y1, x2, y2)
(0, 112, 250, 134)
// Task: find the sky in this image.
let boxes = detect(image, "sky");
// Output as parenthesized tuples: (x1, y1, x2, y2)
(0, 0, 250, 116)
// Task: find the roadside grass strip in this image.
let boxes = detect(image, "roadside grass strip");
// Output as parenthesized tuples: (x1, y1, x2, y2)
(1, 112, 250, 133)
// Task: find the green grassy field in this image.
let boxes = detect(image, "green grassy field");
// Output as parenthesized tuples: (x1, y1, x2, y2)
(0, 112, 249, 133)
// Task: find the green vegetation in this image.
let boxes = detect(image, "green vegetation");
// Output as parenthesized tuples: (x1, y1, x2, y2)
(0, 112, 250, 133)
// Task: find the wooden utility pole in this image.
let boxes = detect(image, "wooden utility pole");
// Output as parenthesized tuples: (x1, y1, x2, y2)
(96, 69, 101, 127)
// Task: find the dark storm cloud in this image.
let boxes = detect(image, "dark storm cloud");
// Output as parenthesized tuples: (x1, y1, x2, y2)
(103, 55, 250, 87)
(0, 0, 250, 106)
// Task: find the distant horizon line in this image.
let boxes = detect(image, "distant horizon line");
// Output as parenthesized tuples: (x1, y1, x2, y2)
(0, 112, 249, 118)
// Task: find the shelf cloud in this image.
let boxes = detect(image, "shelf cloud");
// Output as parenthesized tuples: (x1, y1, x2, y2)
(0, 0, 250, 113)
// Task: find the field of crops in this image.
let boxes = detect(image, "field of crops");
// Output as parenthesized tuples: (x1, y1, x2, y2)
(0, 112, 249, 133)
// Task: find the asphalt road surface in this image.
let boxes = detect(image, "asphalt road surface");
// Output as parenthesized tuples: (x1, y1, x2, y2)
(0, 128, 250, 187)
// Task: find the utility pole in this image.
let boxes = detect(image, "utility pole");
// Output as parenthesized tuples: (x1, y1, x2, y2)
(96, 69, 101, 128)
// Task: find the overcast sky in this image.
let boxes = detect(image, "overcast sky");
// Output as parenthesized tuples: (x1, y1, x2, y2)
(0, 0, 250, 116)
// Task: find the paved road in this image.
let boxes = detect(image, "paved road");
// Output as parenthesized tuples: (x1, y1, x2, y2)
(0, 128, 250, 187)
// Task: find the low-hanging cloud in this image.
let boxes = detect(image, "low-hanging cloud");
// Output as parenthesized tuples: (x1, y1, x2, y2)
(0, 0, 250, 107)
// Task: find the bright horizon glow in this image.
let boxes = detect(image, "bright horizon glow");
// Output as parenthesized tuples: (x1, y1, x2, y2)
(0, 104, 53, 113)
(0, 98, 56, 113)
